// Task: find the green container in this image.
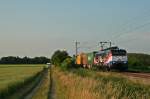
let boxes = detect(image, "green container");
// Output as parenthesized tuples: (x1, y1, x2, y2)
(87, 51, 97, 65)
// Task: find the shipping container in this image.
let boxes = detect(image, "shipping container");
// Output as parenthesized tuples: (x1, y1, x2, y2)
(81, 53, 88, 66)
(76, 55, 81, 65)
(87, 53, 94, 65)
(76, 52, 97, 68)
(87, 51, 97, 65)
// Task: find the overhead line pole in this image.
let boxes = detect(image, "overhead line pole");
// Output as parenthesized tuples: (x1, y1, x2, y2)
(75, 41, 80, 64)
(75, 41, 80, 57)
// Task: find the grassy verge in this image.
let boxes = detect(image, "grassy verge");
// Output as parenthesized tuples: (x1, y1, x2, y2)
(93, 73, 150, 99)
(54, 67, 150, 99)
(54, 68, 99, 99)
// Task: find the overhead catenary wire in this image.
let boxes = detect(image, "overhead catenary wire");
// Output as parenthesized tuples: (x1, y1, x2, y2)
(109, 9, 150, 42)
(75, 10, 150, 53)
(76, 19, 150, 52)
(113, 21, 150, 43)
(108, 12, 150, 45)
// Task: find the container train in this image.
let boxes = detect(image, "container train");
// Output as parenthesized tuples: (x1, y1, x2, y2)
(76, 46, 128, 71)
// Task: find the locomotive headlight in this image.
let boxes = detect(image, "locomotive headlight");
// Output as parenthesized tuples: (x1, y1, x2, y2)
(113, 61, 116, 64)
(124, 61, 127, 64)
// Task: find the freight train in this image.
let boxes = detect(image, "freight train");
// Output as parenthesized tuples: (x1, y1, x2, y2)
(76, 46, 128, 71)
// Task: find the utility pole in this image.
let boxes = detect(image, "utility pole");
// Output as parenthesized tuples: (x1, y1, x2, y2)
(75, 41, 80, 64)
(75, 41, 80, 57)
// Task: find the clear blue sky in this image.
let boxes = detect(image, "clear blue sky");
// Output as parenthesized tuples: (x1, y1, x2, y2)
(0, 0, 150, 57)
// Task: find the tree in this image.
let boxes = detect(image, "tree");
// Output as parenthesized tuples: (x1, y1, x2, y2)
(51, 50, 69, 66)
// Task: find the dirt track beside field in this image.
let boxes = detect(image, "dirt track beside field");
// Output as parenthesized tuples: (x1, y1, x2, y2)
(23, 69, 48, 99)
(122, 72, 150, 79)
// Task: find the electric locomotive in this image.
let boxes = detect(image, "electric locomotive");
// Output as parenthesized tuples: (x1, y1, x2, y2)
(95, 46, 128, 70)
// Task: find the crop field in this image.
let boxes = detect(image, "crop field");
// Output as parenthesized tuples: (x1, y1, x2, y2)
(0, 65, 44, 91)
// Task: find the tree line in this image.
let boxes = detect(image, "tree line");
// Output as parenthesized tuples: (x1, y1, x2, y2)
(128, 53, 150, 66)
(0, 56, 50, 64)
(127, 53, 150, 72)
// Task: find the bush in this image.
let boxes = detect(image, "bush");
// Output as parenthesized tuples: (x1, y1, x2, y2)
(61, 58, 74, 70)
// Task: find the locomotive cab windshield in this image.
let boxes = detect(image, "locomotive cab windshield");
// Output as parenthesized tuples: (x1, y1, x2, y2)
(111, 49, 127, 56)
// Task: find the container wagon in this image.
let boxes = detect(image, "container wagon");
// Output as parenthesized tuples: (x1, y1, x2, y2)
(76, 52, 97, 68)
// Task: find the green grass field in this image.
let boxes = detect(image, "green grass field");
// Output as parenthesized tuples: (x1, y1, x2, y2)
(0, 65, 44, 91)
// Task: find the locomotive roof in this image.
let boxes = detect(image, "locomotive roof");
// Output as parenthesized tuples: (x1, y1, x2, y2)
(96, 46, 126, 55)
(101, 46, 119, 51)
